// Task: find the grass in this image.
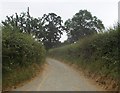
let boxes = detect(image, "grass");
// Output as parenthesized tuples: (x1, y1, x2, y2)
(2, 63, 44, 91)
(48, 26, 120, 91)
(2, 25, 46, 91)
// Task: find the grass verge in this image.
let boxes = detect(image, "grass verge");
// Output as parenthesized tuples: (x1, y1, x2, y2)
(48, 26, 120, 91)
(2, 63, 45, 91)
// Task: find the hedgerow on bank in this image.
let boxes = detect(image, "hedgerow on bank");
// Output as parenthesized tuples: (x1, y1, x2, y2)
(2, 26, 46, 91)
(48, 26, 120, 91)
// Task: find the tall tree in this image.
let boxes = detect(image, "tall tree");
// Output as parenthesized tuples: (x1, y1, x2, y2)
(40, 13, 64, 49)
(2, 9, 65, 50)
(64, 10, 105, 43)
(2, 7, 33, 34)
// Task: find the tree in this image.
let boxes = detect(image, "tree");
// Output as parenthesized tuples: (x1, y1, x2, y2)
(64, 10, 105, 43)
(40, 13, 64, 49)
(2, 9, 65, 50)
(2, 7, 34, 34)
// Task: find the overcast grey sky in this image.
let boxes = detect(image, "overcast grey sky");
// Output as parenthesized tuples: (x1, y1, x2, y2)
(0, 0, 119, 41)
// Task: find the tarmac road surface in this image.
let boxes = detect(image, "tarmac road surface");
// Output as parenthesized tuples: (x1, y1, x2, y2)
(13, 58, 105, 91)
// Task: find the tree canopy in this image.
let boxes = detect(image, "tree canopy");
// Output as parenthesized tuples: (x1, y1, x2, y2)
(2, 8, 64, 50)
(40, 13, 64, 49)
(64, 10, 105, 43)
(2, 8, 105, 49)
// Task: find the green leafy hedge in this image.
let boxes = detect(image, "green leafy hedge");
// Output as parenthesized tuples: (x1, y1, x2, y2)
(2, 26, 46, 74)
(2, 26, 46, 90)
(48, 26, 120, 90)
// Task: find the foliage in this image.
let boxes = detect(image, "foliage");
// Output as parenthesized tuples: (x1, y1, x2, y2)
(64, 10, 105, 43)
(40, 13, 64, 50)
(2, 8, 31, 34)
(2, 8, 47, 90)
(2, 9, 64, 50)
(2, 9, 105, 49)
(2, 25, 46, 76)
(2, 7, 44, 36)
(48, 26, 119, 90)
(2, 63, 42, 91)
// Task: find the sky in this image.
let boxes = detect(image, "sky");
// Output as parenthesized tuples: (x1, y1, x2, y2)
(0, 0, 119, 42)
